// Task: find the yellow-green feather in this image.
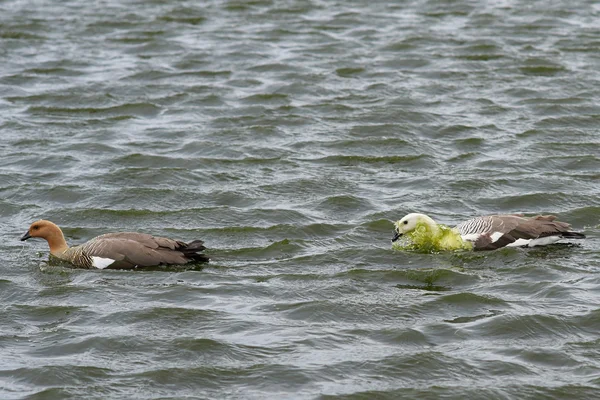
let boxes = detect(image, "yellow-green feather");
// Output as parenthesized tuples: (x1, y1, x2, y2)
(392, 221, 473, 253)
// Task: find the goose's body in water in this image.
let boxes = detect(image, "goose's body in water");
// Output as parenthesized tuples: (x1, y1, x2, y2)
(21, 220, 209, 269)
(392, 213, 586, 252)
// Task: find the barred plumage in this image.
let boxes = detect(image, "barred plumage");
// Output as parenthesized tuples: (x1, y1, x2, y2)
(456, 216, 495, 236)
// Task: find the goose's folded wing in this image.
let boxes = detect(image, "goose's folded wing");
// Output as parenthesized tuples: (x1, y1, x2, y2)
(93, 232, 185, 250)
(456, 215, 523, 236)
(80, 236, 191, 268)
(460, 214, 570, 250)
(457, 215, 532, 250)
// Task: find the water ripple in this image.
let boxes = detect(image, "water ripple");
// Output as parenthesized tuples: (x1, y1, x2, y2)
(1, 0, 599, 398)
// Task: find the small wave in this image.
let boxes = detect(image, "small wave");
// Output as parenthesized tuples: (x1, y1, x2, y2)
(219, 238, 305, 259)
(27, 103, 161, 118)
(306, 154, 430, 165)
(464, 313, 582, 341)
(0, 31, 43, 40)
(0, 365, 111, 387)
(157, 16, 205, 25)
(430, 292, 508, 306)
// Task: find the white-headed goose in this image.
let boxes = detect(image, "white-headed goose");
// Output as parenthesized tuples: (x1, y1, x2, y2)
(392, 213, 585, 251)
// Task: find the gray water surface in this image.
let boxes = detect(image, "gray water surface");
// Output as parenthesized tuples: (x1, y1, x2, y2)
(1, 0, 599, 399)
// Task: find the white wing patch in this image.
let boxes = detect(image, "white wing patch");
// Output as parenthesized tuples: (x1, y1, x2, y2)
(461, 233, 481, 242)
(92, 256, 115, 269)
(490, 232, 504, 243)
(506, 236, 561, 248)
(527, 236, 561, 247)
(462, 232, 508, 244)
(507, 239, 531, 247)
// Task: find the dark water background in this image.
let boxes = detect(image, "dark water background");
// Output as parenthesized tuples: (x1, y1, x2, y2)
(1, 0, 599, 398)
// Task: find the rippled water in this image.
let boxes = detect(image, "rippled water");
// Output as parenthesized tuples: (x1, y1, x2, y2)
(1, 0, 599, 398)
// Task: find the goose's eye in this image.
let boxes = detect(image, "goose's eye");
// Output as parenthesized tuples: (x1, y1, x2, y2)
(403, 220, 408, 225)
(33, 226, 39, 230)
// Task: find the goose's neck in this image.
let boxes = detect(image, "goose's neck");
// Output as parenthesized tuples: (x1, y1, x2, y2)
(46, 230, 69, 257)
(419, 215, 440, 235)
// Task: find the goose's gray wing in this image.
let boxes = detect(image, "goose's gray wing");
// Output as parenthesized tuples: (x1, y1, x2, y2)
(456, 215, 519, 235)
(456, 214, 539, 250)
(456, 214, 562, 250)
(80, 233, 207, 269)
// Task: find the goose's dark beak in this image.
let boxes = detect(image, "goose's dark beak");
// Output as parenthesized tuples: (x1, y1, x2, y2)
(391, 231, 402, 242)
(20, 231, 31, 241)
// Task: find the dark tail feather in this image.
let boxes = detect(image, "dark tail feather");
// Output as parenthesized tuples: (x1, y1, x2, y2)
(186, 240, 206, 251)
(182, 240, 209, 263)
(561, 231, 586, 239)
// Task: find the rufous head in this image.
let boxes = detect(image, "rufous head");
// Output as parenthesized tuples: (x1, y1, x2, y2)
(21, 220, 68, 254)
(21, 220, 62, 240)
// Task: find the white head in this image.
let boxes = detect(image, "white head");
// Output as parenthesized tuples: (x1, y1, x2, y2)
(392, 213, 438, 242)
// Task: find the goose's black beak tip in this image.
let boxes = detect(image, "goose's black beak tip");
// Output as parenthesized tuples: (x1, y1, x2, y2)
(20, 232, 31, 241)
(391, 232, 402, 243)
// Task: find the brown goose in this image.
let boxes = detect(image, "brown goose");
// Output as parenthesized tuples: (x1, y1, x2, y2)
(21, 220, 209, 269)
(392, 213, 586, 251)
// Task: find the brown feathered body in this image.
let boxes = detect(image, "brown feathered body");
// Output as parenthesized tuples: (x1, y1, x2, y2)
(21, 220, 209, 269)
